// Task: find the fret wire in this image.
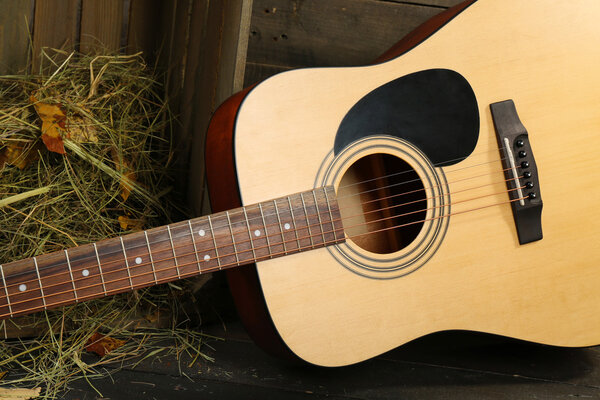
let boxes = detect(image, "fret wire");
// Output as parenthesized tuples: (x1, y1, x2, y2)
(144, 231, 158, 284)
(242, 207, 257, 260)
(287, 196, 302, 250)
(0, 265, 13, 317)
(187, 220, 202, 273)
(166, 225, 181, 278)
(8, 188, 334, 288)
(300, 193, 314, 247)
(2, 187, 341, 307)
(324, 187, 337, 237)
(273, 200, 287, 254)
(312, 190, 326, 243)
(64, 250, 78, 302)
(207, 215, 222, 269)
(225, 211, 240, 265)
(120, 237, 134, 289)
(93, 243, 108, 295)
(258, 203, 272, 258)
(4, 226, 348, 317)
(33, 257, 47, 309)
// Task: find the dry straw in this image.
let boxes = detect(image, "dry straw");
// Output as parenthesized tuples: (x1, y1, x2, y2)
(0, 49, 211, 398)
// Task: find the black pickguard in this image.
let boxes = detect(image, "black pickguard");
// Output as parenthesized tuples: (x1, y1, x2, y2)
(334, 69, 479, 166)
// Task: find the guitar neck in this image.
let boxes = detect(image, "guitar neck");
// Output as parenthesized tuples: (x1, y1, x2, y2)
(0, 186, 344, 320)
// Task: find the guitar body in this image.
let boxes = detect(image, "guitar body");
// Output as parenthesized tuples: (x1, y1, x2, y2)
(206, 0, 600, 367)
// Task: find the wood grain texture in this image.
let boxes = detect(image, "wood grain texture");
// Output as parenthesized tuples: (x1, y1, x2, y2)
(32, 0, 80, 71)
(0, 0, 34, 74)
(126, 0, 164, 63)
(61, 321, 600, 399)
(247, 0, 452, 69)
(233, 0, 600, 366)
(186, 0, 254, 217)
(80, 0, 125, 53)
(244, 0, 464, 85)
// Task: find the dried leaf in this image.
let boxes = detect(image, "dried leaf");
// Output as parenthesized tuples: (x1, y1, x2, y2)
(0, 142, 40, 170)
(67, 114, 99, 143)
(0, 371, 6, 380)
(85, 332, 127, 357)
(111, 149, 137, 201)
(120, 171, 136, 201)
(118, 215, 144, 231)
(30, 96, 67, 154)
(144, 310, 161, 323)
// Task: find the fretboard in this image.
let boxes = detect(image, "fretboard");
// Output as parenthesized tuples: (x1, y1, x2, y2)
(0, 186, 344, 320)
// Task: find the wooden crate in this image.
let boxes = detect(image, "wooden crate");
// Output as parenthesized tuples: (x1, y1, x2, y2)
(0, 0, 253, 217)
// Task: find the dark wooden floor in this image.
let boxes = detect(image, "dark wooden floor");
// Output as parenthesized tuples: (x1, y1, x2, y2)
(63, 315, 600, 400)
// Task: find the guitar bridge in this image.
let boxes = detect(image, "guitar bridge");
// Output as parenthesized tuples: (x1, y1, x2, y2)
(490, 100, 543, 245)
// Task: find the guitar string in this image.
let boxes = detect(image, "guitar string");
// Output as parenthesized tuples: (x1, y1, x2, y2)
(0, 169, 524, 295)
(0, 195, 528, 318)
(0, 168, 523, 290)
(336, 146, 509, 190)
(0, 142, 513, 282)
(0, 154, 518, 286)
(337, 156, 507, 199)
(1, 181, 525, 299)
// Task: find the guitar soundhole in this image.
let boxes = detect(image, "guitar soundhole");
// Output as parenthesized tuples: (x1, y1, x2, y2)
(337, 153, 427, 254)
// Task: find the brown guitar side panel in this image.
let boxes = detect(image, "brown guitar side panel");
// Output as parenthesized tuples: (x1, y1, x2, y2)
(374, 0, 477, 63)
(205, 86, 298, 360)
(205, 0, 477, 362)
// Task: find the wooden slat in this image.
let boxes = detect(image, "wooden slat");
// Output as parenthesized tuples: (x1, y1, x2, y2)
(80, 0, 125, 53)
(0, 0, 34, 74)
(126, 0, 163, 62)
(246, 0, 451, 70)
(32, 0, 80, 72)
(183, 0, 254, 217)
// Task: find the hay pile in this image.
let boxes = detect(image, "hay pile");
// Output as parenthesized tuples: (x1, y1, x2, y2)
(0, 50, 209, 398)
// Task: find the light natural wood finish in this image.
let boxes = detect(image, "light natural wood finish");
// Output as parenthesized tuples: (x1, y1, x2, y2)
(234, 0, 600, 366)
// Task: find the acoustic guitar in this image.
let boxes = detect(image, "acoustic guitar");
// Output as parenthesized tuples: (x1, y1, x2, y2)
(1, 0, 599, 367)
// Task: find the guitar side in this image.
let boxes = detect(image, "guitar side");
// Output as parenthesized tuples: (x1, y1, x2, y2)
(209, 0, 600, 367)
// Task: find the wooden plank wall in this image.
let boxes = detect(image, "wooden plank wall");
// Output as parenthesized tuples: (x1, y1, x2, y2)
(0, 0, 253, 216)
(245, 0, 464, 86)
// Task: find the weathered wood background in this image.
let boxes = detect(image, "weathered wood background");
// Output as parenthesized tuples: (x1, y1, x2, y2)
(245, 0, 463, 85)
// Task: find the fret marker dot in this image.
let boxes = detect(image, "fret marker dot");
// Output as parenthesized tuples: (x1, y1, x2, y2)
(19, 284, 27, 292)
(254, 230, 261, 237)
(135, 257, 142, 265)
(82, 269, 90, 277)
(204, 254, 210, 261)
(198, 229, 206, 237)
(284, 223, 291, 230)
